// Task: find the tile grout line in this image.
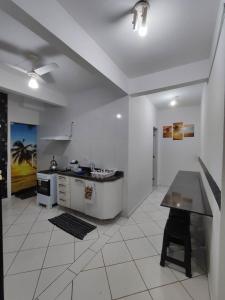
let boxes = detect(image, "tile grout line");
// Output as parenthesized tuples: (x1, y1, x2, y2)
(3, 197, 34, 236)
(100, 248, 113, 300)
(54, 281, 73, 300)
(4, 197, 136, 298)
(206, 275, 212, 300)
(36, 224, 120, 298)
(4, 229, 76, 255)
(118, 200, 206, 296)
(4, 201, 44, 276)
(35, 232, 110, 299)
(4, 190, 209, 300)
(35, 264, 76, 299)
(32, 222, 56, 300)
(130, 203, 207, 280)
(74, 238, 97, 261)
(4, 256, 207, 278)
(74, 235, 75, 265)
(71, 278, 73, 300)
(47, 194, 183, 299)
(126, 208, 166, 256)
(114, 290, 153, 300)
(121, 229, 156, 295)
(3, 198, 39, 239)
(35, 250, 89, 298)
(33, 226, 81, 298)
(179, 281, 196, 300)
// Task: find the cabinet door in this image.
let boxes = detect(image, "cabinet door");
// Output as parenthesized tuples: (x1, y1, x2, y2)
(70, 178, 85, 212)
(57, 175, 71, 208)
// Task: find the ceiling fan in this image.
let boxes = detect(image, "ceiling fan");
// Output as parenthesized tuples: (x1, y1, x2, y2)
(4, 55, 59, 89)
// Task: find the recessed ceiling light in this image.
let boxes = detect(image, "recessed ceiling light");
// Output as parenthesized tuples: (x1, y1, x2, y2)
(170, 100, 177, 107)
(132, 0, 149, 38)
(28, 75, 39, 89)
(116, 113, 122, 119)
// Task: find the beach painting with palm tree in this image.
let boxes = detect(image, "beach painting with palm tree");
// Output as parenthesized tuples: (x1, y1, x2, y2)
(11, 122, 37, 193)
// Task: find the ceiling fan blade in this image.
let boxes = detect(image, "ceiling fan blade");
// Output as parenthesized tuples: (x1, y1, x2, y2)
(108, 10, 131, 23)
(36, 75, 45, 83)
(4, 63, 28, 74)
(34, 63, 59, 76)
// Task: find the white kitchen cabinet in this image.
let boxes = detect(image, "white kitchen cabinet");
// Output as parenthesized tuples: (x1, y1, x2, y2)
(70, 178, 85, 212)
(57, 175, 123, 220)
(84, 179, 123, 219)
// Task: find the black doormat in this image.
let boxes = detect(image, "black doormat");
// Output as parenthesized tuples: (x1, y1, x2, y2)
(48, 213, 96, 240)
(14, 187, 37, 199)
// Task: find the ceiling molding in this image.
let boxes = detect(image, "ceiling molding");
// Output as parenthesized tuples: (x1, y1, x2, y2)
(128, 59, 210, 96)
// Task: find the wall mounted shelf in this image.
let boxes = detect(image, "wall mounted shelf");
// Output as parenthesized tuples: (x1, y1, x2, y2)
(40, 136, 72, 141)
(40, 121, 75, 141)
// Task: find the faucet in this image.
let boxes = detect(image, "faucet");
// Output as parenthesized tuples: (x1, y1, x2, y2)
(90, 161, 95, 171)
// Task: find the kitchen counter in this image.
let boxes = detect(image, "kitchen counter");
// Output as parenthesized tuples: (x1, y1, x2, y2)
(38, 168, 124, 182)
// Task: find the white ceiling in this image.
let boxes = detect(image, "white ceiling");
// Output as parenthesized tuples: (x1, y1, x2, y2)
(0, 9, 103, 96)
(148, 83, 203, 109)
(58, 0, 220, 78)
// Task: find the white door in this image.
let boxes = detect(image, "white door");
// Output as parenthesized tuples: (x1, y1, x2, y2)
(153, 127, 158, 186)
(70, 178, 85, 212)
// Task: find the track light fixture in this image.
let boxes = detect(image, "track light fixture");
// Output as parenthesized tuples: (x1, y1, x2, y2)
(132, 0, 150, 37)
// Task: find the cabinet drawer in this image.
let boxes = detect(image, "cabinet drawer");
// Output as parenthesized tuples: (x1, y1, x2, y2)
(71, 178, 85, 185)
(58, 175, 70, 184)
(58, 183, 70, 193)
(58, 190, 70, 199)
(58, 197, 70, 207)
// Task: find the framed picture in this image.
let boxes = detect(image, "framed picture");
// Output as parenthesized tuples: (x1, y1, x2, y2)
(163, 126, 172, 138)
(173, 122, 183, 140)
(183, 124, 194, 137)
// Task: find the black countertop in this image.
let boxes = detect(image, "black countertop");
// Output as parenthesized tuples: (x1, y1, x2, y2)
(38, 168, 124, 183)
(161, 171, 213, 217)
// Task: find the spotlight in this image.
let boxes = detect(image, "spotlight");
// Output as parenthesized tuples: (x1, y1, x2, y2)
(132, 1, 149, 38)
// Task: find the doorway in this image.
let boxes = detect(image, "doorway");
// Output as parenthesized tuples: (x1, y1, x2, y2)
(152, 127, 158, 187)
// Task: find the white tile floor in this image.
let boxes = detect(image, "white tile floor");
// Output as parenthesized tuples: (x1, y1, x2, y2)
(2, 187, 211, 300)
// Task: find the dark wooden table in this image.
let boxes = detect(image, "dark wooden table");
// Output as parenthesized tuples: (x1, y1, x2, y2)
(161, 171, 213, 217)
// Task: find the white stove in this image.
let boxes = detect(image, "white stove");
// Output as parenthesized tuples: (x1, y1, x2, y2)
(37, 171, 57, 208)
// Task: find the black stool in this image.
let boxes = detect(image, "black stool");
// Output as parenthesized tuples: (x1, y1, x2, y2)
(160, 210, 192, 278)
(169, 209, 191, 224)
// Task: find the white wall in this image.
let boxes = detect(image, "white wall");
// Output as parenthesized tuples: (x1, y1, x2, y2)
(38, 87, 128, 170)
(7, 93, 40, 197)
(38, 87, 129, 212)
(127, 96, 156, 215)
(200, 3, 225, 298)
(157, 105, 201, 186)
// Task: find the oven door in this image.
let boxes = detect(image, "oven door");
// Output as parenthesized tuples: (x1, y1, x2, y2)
(37, 178, 50, 196)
